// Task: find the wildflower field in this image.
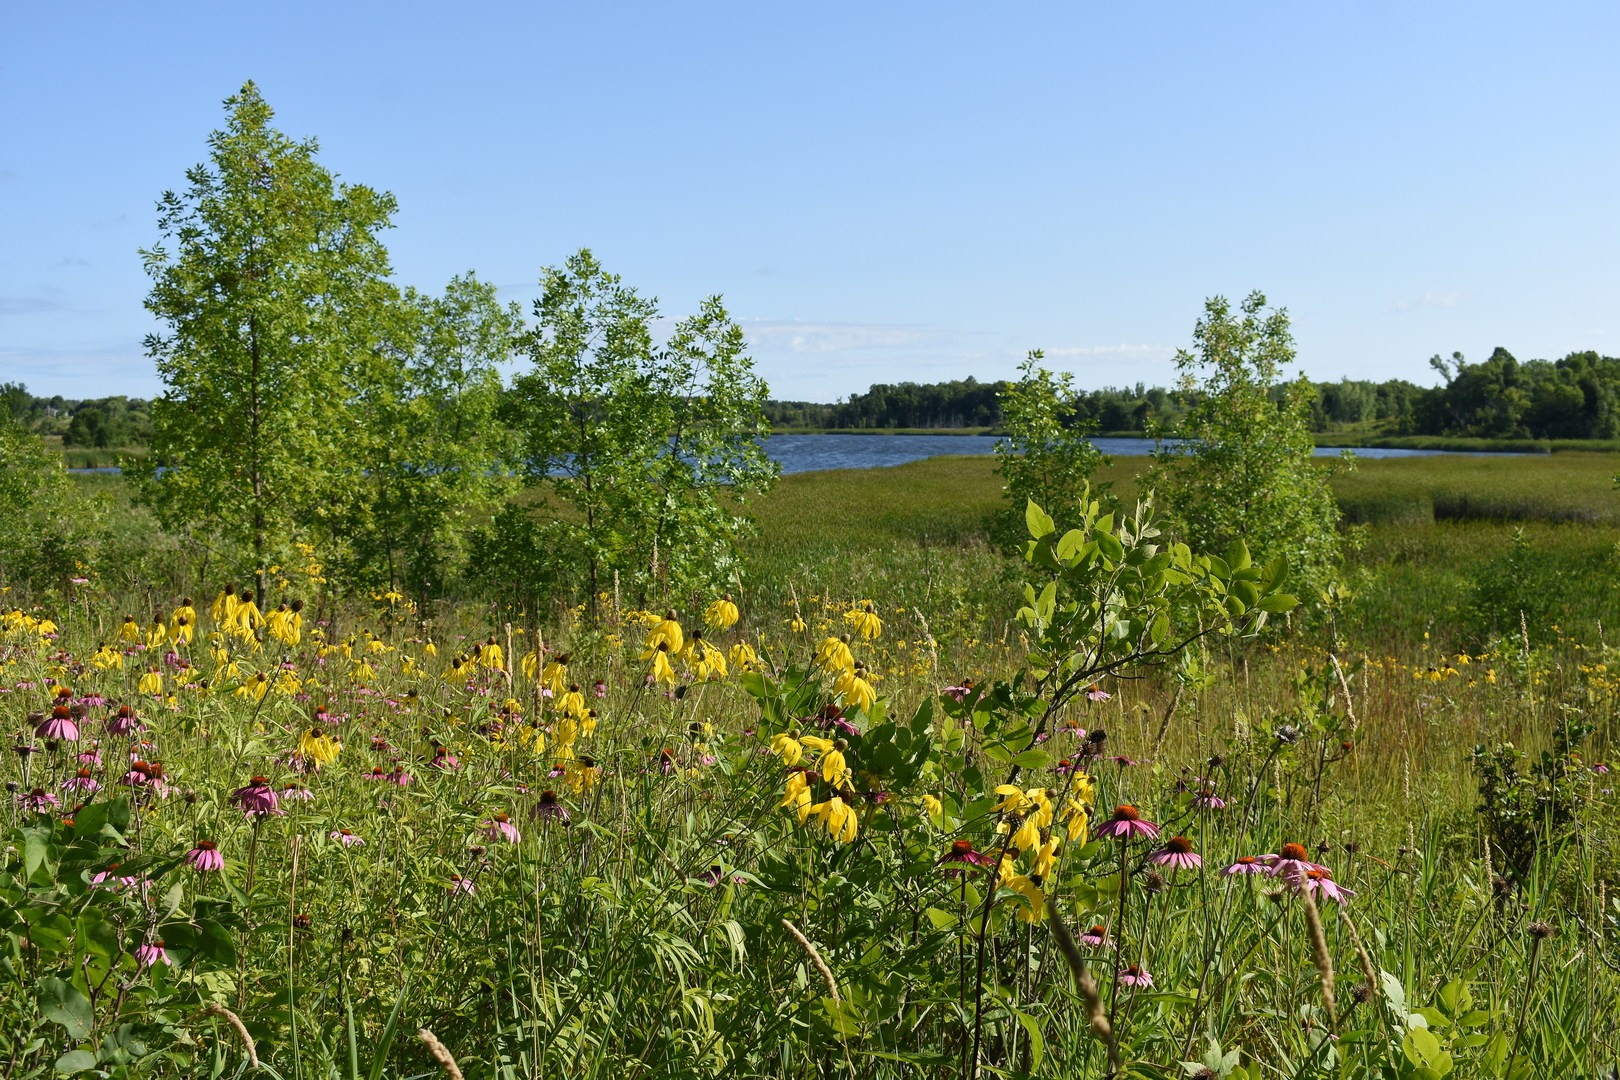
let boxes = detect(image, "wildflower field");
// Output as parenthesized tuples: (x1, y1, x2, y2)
(4, 455, 1619, 1079)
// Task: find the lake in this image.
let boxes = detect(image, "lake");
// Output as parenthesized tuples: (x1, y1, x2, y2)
(67, 435, 1501, 478)
(763, 434, 1479, 475)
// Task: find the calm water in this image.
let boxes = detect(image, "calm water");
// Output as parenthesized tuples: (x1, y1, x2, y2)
(764, 434, 1475, 476)
(65, 435, 1496, 478)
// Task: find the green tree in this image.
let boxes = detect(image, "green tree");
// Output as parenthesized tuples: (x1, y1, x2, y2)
(141, 81, 399, 607)
(994, 351, 1109, 547)
(1150, 291, 1346, 604)
(498, 250, 776, 608)
(336, 273, 522, 599)
(0, 415, 89, 589)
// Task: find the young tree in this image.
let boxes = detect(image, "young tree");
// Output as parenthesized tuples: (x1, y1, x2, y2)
(141, 81, 398, 607)
(499, 250, 776, 608)
(994, 350, 1110, 547)
(1150, 292, 1346, 605)
(336, 273, 523, 599)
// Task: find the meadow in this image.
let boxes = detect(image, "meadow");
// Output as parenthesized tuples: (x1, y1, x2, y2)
(2, 453, 1617, 1078)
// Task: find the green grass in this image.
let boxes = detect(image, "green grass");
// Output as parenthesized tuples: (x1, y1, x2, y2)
(12, 453, 1614, 1076)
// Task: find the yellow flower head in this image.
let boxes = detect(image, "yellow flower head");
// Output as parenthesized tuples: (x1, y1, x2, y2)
(845, 602, 883, 641)
(704, 596, 740, 630)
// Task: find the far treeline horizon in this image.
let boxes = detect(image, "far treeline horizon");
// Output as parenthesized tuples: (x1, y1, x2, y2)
(9, 345, 1620, 448)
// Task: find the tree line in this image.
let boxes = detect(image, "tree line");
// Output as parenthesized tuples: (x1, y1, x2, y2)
(763, 350, 1619, 438)
(21, 344, 1617, 452)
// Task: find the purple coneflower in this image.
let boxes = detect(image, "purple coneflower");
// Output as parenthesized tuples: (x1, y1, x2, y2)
(37, 706, 79, 742)
(531, 789, 570, 823)
(91, 862, 141, 890)
(76, 747, 102, 766)
(1193, 787, 1227, 811)
(62, 768, 100, 794)
(17, 787, 59, 812)
(942, 682, 972, 702)
(388, 765, 412, 786)
(1297, 867, 1355, 904)
(937, 838, 994, 874)
(328, 828, 365, 848)
(592, 680, 607, 698)
(1086, 684, 1112, 702)
(280, 782, 315, 802)
(1221, 855, 1269, 876)
(1267, 842, 1330, 882)
(449, 874, 476, 896)
(1078, 924, 1112, 948)
(482, 812, 521, 844)
(429, 746, 460, 771)
(1093, 805, 1160, 841)
(1117, 964, 1153, 988)
(106, 705, 140, 736)
(1149, 835, 1203, 871)
(230, 776, 280, 817)
(1112, 754, 1139, 767)
(186, 840, 224, 872)
(135, 939, 171, 968)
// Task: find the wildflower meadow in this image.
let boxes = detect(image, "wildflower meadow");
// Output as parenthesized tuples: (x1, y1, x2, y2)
(4, 456, 1618, 1079)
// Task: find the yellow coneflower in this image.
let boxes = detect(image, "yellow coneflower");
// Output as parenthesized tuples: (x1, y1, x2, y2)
(235, 672, 269, 702)
(729, 642, 760, 672)
(845, 602, 883, 641)
(557, 685, 587, 719)
(814, 636, 854, 673)
(833, 666, 877, 712)
(297, 726, 341, 766)
(704, 596, 740, 630)
(810, 796, 858, 843)
(118, 615, 142, 644)
(137, 668, 164, 695)
(646, 645, 676, 686)
(770, 732, 804, 766)
(645, 612, 684, 656)
(540, 654, 568, 695)
(1007, 874, 1045, 922)
(688, 636, 728, 681)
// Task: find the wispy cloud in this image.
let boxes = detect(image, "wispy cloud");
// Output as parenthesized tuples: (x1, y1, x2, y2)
(90, 213, 128, 232)
(0, 343, 158, 397)
(56, 256, 91, 268)
(1393, 288, 1466, 311)
(1044, 343, 1169, 358)
(0, 294, 67, 315)
(743, 319, 945, 354)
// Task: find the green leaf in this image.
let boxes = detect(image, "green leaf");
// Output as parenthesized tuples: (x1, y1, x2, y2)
(39, 977, 93, 1041)
(54, 1050, 98, 1075)
(1437, 979, 1470, 1018)
(1257, 593, 1298, 613)
(1403, 1027, 1447, 1070)
(1026, 499, 1055, 539)
(1011, 1006, 1044, 1072)
(1011, 749, 1052, 770)
(1056, 528, 1085, 561)
(923, 907, 958, 930)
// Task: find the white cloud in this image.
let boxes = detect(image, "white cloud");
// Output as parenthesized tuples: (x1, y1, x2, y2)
(1044, 344, 1169, 358)
(1393, 289, 1467, 311)
(743, 319, 944, 354)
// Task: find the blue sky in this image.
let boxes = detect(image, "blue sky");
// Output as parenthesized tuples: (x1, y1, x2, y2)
(3, 3, 1616, 401)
